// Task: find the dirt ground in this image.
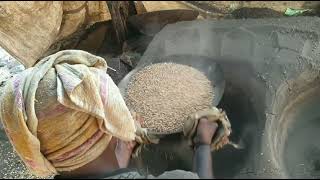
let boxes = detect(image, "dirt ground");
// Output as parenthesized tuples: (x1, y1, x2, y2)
(188, 1, 319, 13)
(0, 1, 320, 179)
(171, 1, 317, 20)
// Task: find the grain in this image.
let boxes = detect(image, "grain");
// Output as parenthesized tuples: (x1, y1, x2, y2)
(126, 63, 214, 134)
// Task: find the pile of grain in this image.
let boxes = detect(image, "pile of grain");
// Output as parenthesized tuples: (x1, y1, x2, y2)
(126, 63, 214, 134)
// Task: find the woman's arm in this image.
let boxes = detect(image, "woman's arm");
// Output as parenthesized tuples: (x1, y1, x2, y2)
(194, 144, 213, 179)
(192, 118, 218, 179)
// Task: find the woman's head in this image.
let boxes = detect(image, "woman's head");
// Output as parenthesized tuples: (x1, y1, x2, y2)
(0, 50, 137, 177)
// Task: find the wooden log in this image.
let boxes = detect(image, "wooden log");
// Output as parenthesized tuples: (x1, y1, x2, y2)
(106, 1, 137, 47)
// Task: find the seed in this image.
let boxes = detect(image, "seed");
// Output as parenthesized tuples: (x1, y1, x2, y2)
(126, 62, 214, 134)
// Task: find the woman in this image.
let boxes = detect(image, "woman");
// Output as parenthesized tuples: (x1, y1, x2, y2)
(0, 50, 218, 179)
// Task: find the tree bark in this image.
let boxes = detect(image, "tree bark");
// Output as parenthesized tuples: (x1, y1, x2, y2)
(107, 1, 137, 47)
